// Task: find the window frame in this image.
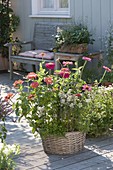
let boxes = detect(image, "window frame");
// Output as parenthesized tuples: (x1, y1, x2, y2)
(30, 0, 71, 18)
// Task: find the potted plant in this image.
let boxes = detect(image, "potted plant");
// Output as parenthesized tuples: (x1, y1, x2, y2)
(55, 23, 95, 53)
(5, 58, 91, 155)
(0, 0, 20, 71)
(4, 57, 113, 154)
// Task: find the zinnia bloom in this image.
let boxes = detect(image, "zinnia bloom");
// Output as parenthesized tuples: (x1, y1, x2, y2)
(26, 72, 37, 79)
(59, 71, 70, 78)
(82, 56, 91, 62)
(75, 93, 81, 97)
(63, 61, 73, 66)
(61, 68, 70, 72)
(45, 62, 55, 70)
(44, 77, 53, 85)
(40, 52, 46, 57)
(59, 67, 70, 78)
(28, 94, 35, 100)
(30, 82, 39, 88)
(103, 66, 111, 72)
(5, 93, 13, 101)
(13, 80, 23, 88)
(82, 84, 92, 91)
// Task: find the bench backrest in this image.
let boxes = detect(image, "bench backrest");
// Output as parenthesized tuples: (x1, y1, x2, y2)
(33, 22, 73, 51)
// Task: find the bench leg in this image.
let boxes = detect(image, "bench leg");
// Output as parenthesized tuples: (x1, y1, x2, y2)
(9, 60, 13, 80)
(35, 64, 39, 72)
(55, 56, 60, 70)
(32, 64, 36, 72)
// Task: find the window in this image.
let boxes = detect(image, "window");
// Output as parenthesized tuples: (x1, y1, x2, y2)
(30, 0, 70, 18)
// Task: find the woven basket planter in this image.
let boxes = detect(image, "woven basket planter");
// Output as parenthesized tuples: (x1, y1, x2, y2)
(42, 132, 86, 155)
(59, 43, 88, 54)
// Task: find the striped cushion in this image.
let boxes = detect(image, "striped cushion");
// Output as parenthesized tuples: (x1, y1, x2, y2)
(18, 50, 54, 59)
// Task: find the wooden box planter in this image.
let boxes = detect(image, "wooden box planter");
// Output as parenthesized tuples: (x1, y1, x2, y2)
(59, 43, 88, 54)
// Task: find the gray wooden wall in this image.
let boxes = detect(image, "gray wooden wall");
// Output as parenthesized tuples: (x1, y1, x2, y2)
(11, 0, 113, 52)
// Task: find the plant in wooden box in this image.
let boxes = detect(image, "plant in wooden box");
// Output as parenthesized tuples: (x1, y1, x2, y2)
(5, 57, 112, 155)
(0, 0, 20, 71)
(55, 23, 95, 53)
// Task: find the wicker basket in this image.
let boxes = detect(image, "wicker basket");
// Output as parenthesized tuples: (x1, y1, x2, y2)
(42, 132, 86, 155)
(59, 43, 88, 54)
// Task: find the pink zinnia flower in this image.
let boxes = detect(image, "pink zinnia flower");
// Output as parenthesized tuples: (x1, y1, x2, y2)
(26, 72, 37, 79)
(59, 71, 70, 78)
(103, 66, 111, 72)
(59, 67, 70, 78)
(45, 62, 55, 70)
(82, 84, 92, 91)
(13, 79, 24, 88)
(30, 82, 39, 88)
(82, 56, 91, 62)
(63, 61, 73, 66)
(44, 77, 53, 85)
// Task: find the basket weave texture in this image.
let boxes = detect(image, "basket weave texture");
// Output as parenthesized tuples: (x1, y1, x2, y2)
(59, 43, 88, 54)
(42, 132, 86, 155)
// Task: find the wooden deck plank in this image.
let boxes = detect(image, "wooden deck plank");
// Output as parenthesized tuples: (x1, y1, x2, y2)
(24, 140, 113, 170)
(52, 154, 111, 170)
(73, 160, 113, 170)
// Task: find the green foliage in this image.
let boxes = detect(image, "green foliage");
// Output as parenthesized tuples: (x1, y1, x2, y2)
(0, 142, 20, 170)
(0, 0, 20, 57)
(5, 57, 113, 138)
(13, 60, 93, 138)
(0, 97, 13, 142)
(78, 55, 103, 84)
(86, 86, 113, 137)
(55, 23, 95, 50)
(103, 68, 113, 83)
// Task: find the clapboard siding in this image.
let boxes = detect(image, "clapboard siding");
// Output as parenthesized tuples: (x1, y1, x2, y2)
(11, 0, 113, 51)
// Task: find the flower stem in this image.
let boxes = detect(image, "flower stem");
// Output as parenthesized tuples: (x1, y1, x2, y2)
(99, 70, 107, 84)
(80, 61, 87, 79)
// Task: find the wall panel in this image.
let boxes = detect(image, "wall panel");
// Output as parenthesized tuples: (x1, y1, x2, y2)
(11, 0, 113, 51)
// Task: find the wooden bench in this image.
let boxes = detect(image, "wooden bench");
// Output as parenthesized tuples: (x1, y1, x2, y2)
(5, 22, 72, 79)
(5, 22, 103, 79)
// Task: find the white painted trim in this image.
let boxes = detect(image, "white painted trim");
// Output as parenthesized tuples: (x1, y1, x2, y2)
(31, 0, 70, 17)
(29, 14, 72, 18)
(31, 0, 39, 15)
